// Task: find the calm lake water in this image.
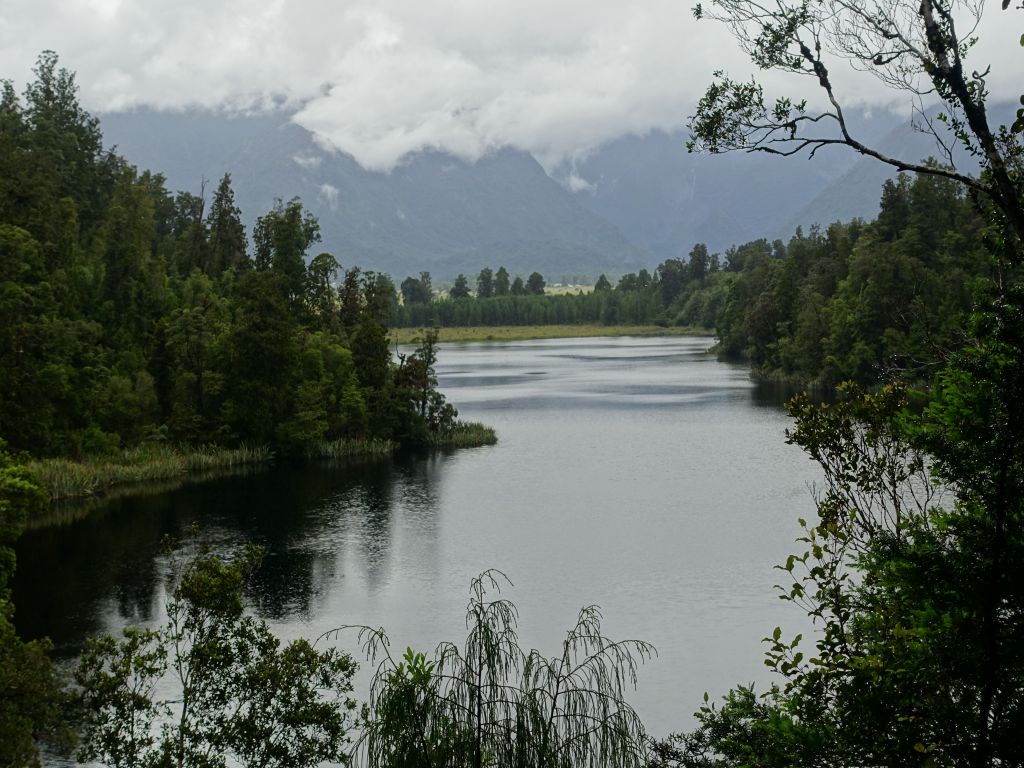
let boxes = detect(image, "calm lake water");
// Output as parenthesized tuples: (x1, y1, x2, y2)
(13, 335, 817, 750)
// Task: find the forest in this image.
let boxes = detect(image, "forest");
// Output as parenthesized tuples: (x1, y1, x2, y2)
(0, 53, 490, 471)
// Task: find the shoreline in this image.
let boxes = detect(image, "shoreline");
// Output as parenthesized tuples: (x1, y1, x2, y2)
(387, 324, 714, 344)
(28, 422, 496, 517)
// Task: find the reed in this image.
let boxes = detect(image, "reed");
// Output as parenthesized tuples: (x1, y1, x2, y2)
(430, 421, 498, 449)
(304, 438, 397, 460)
(29, 443, 275, 502)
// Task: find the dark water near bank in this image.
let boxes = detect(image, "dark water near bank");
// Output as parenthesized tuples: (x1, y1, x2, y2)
(13, 336, 816, 746)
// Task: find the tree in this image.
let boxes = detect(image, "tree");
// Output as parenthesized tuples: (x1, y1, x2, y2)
(657, 258, 688, 305)
(0, 441, 66, 767)
(339, 265, 364, 329)
(688, 244, 710, 283)
(401, 272, 433, 305)
(688, 0, 1024, 247)
(164, 271, 230, 440)
(362, 271, 399, 325)
(206, 173, 248, 274)
(349, 571, 653, 768)
(655, 323, 1024, 766)
(450, 274, 471, 299)
(21, 51, 111, 236)
(476, 267, 494, 299)
(224, 272, 299, 443)
(76, 546, 357, 768)
(252, 198, 320, 309)
(494, 266, 511, 296)
(510, 276, 526, 296)
(305, 252, 340, 332)
(594, 274, 613, 292)
(526, 271, 546, 295)
(393, 328, 458, 437)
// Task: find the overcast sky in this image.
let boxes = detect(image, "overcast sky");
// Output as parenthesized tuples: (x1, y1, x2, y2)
(1, 0, 1020, 171)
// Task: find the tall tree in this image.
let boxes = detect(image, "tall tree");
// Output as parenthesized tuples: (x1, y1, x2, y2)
(476, 267, 494, 299)
(494, 266, 511, 296)
(450, 274, 471, 299)
(305, 252, 340, 332)
(206, 173, 248, 274)
(525, 271, 546, 295)
(252, 198, 320, 310)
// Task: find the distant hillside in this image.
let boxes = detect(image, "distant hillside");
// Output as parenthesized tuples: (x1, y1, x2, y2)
(779, 104, 1017, 236)
(100, 109, 647, 281)
(101, 103, 1014, 278)
(559, 105, 1014, 257)
(555, 110, 905, 258)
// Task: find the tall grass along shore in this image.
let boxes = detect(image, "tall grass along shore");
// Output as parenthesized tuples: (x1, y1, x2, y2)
(28, 426, 498, 512)
(28, 444, 274, 503)
(430, 421, 498, 449)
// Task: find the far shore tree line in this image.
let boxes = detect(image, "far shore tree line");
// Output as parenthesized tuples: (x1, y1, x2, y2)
(392, 169, 996, 390)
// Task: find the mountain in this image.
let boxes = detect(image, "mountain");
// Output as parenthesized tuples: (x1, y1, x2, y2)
(555, 109, 911, 259)
(100, 109, 647, 281)
(101, 103, 1014, 279)
(778, 103, 1017, 237)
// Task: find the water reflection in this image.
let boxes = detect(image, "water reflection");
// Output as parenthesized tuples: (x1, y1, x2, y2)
(12, 456, 443, 656)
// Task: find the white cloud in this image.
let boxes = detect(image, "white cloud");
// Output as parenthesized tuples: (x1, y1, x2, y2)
(292, 153, 323, 170)
(1, 0, 1020, 171)
(318, 182, 339, 208)
(564, 173, 595, 193)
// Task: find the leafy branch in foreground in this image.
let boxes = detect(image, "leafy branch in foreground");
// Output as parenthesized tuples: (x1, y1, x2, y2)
(688, 0, 1024, 245)
(75, 545, 358, 768)
(335, 570, 655, 768)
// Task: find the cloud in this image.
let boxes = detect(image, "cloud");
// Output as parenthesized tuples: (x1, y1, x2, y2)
(318, 182, 339, 208)
(1, 0, 1020, 171)
(293, 153, 323, 170)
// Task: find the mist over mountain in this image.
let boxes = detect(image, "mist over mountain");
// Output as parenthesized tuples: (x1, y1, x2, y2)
(101, 104, 1012, 279)
(555, 108, 920, 259)
(100, 109, 646, 281)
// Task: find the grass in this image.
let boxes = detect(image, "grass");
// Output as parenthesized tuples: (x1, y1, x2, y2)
(26, 428, 496, 514)
(388, 324, 713, 344)
(303, 437, 397, 460)
(28, 443, 274, 502)
(430, 421, 499, 449)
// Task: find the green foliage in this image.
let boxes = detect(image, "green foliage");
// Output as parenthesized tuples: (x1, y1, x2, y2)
(401, 272, 433, 305)
(494, 266, 511, 296)
(75, 546, 358, 768)
(350, 571, 653, 768)
(712, 173, 994, 385)
(0, 441, 66, 767)
(252, 197, 320, 309)
(476, 267, 494, 299)
(525, 271, 546, 295)
(656, 355, 1024, 766)
(449, 273, 471, 299)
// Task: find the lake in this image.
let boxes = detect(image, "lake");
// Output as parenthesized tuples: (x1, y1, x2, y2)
(13, 334, 817, 752)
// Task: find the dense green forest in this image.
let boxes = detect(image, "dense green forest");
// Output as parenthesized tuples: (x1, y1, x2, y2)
(393, 171, 995, 389)
(0, 53, 485, 464)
